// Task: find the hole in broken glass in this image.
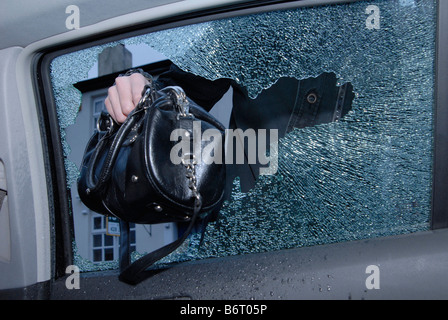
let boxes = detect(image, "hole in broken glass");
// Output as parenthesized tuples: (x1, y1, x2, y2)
(52, 0, 435, 271)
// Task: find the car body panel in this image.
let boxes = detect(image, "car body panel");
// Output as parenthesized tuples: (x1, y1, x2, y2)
(0, 0, 447, 299)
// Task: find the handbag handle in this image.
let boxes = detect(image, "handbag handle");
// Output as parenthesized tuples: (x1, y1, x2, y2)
(85, 84, 156, 196)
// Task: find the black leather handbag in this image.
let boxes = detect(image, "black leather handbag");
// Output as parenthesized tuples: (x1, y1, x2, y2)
(77, 79, 226, 284)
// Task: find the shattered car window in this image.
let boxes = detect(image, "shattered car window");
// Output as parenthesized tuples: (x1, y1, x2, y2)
(51, 0, 436, 270)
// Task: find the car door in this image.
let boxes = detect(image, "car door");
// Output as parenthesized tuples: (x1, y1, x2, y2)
(1, 0, 448, 301)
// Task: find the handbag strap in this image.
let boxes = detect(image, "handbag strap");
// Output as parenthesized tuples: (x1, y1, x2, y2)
(118, 195, 202, 285)
(118, 136, 203, 285)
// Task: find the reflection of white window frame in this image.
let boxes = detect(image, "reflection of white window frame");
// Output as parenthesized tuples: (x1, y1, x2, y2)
(90, 213, 136, 263)
(92, 95, 105, 131)
(91, 214, 115, 263)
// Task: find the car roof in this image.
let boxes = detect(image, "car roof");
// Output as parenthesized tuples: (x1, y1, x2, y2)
(0, 0, 255, 50)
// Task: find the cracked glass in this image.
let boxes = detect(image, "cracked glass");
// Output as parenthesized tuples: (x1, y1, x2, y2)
(51, 0, 436, 271)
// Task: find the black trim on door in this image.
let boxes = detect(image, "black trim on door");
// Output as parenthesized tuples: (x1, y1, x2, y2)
(432, 0, 448, 230)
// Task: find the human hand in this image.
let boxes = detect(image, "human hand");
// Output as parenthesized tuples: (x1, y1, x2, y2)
(104, 73, 150, 124)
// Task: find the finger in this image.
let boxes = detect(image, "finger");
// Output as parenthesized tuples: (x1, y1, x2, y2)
(129, 73, 150, 107)
(107, 85, 127, 123)
(104, 96, 116, 120)
(115, 76, 135, 117)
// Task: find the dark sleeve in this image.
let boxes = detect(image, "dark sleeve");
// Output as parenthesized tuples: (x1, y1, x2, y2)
(156, 64, 231, 112)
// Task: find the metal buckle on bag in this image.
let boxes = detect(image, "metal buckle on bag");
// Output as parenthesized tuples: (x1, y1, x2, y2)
(97, 112, 115, 133)
(181, 153, 198, 166)
(181, 153, 201, 202)
(138, 85, 153, 110)
(162, 86, 194, 119)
